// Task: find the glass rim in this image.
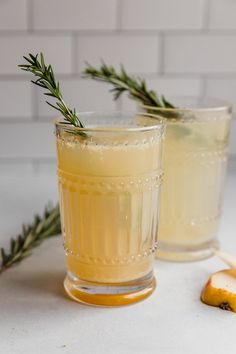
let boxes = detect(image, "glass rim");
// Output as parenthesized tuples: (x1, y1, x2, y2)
(54, 110, 165, 133)
(141, 96, 232, 113)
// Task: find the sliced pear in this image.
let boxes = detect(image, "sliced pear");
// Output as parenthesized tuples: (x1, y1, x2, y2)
(201, 269, 236, 312)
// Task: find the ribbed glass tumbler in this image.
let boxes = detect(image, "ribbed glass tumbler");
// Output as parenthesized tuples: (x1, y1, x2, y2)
(55, 112, 165, 306)
(144, 98, 232, 261)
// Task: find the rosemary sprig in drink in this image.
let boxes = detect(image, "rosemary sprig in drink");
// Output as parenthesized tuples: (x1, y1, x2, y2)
(83, 62, 175, 109)
(19, 53, 84, 128)
(83, 62, 191, 133)
(0, 205, 61, 274)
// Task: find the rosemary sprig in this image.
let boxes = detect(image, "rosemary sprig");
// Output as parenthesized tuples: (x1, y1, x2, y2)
(19, 52, 84, 128)
(83, 62, 175, 109)
(0, 204, 61, 274)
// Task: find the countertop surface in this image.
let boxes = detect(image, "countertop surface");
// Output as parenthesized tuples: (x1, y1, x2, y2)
(0, 166, 236, 354)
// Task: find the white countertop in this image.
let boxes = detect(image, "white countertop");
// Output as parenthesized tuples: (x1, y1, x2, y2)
(0, 166, 236, 354)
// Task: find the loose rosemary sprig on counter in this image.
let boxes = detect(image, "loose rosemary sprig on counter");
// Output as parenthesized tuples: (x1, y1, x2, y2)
(0, 205, 61, 274)
(19, 52, 84, 128)
(83, 62, 175, 109)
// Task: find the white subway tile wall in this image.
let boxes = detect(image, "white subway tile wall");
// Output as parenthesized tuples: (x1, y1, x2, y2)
(0, 0, 28, 30)
(0, 0, 235, 173)
(36, 79, 117, 118)
(165, 35, 236, 73)
(0, 80, 32, 118)
(209, 0, 236, 29)
(76, 35, 160, 73)
(32, 0, 117, 30)
(121, 0, 205, 30)
(0, 35, 72, 74)
(206, 78, 236, 109)
(0, 123, 55, 159)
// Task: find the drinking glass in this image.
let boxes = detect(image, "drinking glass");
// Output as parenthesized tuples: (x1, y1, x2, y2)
(143, 98, 232, 261)
(55, 112, 165, 306)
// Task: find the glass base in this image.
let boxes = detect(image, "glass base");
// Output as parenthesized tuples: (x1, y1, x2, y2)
(156, 240, 219, 262)
(64, 271, 156, 307)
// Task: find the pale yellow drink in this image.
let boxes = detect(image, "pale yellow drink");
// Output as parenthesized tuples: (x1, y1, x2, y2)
(55, 113, 164, 305)
(146, 103, 232, 261)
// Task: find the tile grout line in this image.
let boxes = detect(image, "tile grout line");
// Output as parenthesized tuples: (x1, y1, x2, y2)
(1, 29, 236, 36)
(0, 116, 54, 123)
(158, 32, 165, 74)
(0, 157, 56, 164)
(27, 0, 35, 120)
(3, 73, 236, 80)
(116, 0, 123, 31)
(71, 33, 78, 75)
(26, 0, 34, 33)
(31, 85, 39, 121)
(202, 0, 211, 32)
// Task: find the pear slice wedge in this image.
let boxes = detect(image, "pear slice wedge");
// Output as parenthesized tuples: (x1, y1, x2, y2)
(201, 250, 236, 312)
(201, 269, 236, 312)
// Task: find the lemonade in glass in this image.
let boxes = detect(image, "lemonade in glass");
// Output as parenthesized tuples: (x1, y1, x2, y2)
(144, 98, 232, 261)
(55, 111, 164, 306)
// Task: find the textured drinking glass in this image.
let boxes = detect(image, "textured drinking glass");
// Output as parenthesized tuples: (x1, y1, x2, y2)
(143, 98, 232, 261)
(55, 112, 164, 306)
